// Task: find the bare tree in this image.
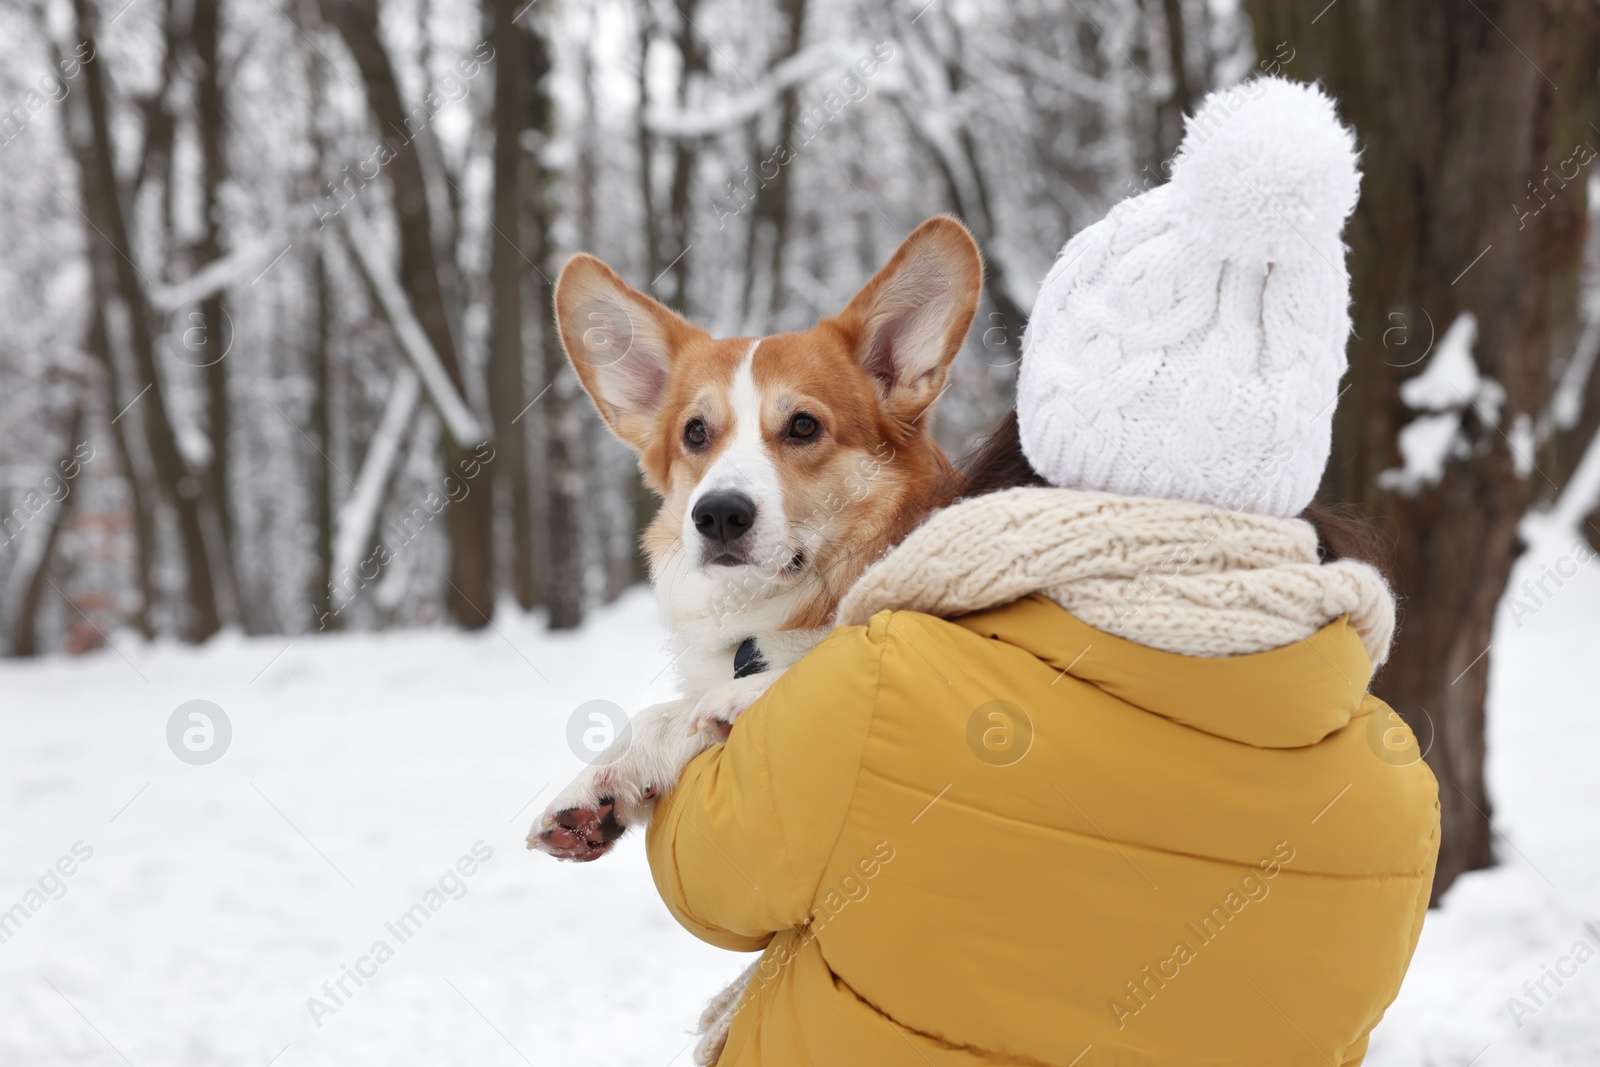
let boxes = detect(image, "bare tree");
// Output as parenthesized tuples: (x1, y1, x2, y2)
(519, 9, 585, 630)
(1247, 0, 1600, 899)
(43, 18, 157, 640)
(738, 0, 807, 325)
(654, 0, 708, 310)
(323, 0, 495, 628)
(630, 0, 707, 586)
(889, 7, 1032, 357)
(191, 0, 244, 625)
(299, 0, 342, 631)
(67, 0, 225, 641)
(306, 232, 341, 630)
(83, 298, 156, 640)
(487, 0, 538, 611)
(1152, 0, 1198, 162)
(5, 404, 84, 656)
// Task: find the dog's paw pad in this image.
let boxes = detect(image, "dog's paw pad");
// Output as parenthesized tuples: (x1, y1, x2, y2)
(529, 797, 625, 862)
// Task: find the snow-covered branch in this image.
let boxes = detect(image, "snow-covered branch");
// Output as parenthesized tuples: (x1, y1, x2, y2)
(645, 39, 872, 138)
(147, 193, 337, 311)
(884, 30, 1038, 318)
(336, 215, 486, 450)
(1549, 312, 1600, 434)
(1551, 427, 1600, 532)
(333, 367, 421, 584)
(1377, 313, 1527, 494)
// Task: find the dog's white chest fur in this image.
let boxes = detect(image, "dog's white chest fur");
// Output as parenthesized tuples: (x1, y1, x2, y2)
(535, 213, 985, 1065)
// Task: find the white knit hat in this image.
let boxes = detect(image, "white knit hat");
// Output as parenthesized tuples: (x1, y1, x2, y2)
(1016, 77, 1361, 518)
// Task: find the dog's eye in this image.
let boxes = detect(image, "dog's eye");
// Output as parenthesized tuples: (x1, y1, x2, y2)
(788, 414, 820, 440)
(684, 418, 708, 449)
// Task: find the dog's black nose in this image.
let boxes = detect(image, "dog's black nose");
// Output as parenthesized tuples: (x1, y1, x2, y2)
(693, 491, 756, 544)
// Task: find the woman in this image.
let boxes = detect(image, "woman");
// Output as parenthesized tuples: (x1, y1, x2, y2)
(647, 78, 1440, 1066)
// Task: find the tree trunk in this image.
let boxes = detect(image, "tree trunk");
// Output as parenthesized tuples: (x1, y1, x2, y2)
(191, 0, 243, 625)
(575, 16, 630, 603)
(71, 0, 223, 642)
(519, 12, 585, 629)
(1246, 0, 1600, 900)
(75, 212, 156, 639)
(300, 0, 341, 631)
(1154, 0, 1195, 163)
(488, 0, 538, 611)
(895, 12, 1030, 359)
(635, 6, 664, 288)
(308, 234, 339, 630)
(738, 0, 807, 326)
(629, 6, 667, 585)
(6, 407, 85, 657)
(323, 0, 495, 628)
(660, 0, 706, 310)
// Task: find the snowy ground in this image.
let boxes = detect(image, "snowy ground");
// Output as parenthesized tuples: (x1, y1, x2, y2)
(1364, 525, 1600, 1067)
(2, 536, 1596, 1066)
(1, 587, 736, 1067)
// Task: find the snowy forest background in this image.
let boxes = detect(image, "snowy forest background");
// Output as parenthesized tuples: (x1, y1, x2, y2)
(2, 0, 1600, 921)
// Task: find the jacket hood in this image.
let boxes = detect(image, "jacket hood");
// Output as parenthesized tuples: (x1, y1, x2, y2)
(955, 594, 1376, 748)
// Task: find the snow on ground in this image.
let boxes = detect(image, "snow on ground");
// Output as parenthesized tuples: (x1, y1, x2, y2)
(1, 537, 1597, 1066)
(1366, 527, 1600, 1067)
(1, 587, 739, 1067)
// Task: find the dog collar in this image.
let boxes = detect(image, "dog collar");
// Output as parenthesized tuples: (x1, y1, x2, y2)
(733, 636, 767, 679)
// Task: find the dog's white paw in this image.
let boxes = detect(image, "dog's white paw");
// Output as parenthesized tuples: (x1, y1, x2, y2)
(527, 762, 657, 862)
(690, 674, 777, 738)
(528, 699, 705, 861)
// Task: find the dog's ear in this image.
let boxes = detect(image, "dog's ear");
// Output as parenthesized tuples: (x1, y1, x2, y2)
(555, 254, 702, 451)
(829, 215, 983, 427)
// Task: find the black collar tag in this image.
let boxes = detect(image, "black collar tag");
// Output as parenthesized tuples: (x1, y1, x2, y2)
(733, 636, 768, 679)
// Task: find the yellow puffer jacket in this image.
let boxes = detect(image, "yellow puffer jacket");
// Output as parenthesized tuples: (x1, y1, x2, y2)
(648, 595, 1440, 1066)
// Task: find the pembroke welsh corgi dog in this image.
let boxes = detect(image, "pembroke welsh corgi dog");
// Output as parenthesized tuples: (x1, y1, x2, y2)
(529, 215, 982, 868)
(527, 215, 982, 1065)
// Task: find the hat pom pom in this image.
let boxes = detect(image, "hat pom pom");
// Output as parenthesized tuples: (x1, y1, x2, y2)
(1168, 76, 1360, 264)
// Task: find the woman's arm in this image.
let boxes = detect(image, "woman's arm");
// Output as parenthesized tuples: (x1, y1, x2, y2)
(646, 623, 886, 949)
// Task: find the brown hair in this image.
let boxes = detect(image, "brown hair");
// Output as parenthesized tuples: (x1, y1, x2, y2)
(956, 410, 1390, 577)
(958, 410, 1047, 496)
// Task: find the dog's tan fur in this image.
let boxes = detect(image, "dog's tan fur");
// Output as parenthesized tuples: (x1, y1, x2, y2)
(529, 215, 982, 1062)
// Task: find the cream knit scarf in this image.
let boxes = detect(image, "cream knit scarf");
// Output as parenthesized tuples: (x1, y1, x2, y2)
(836, 487, 1396, 665)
